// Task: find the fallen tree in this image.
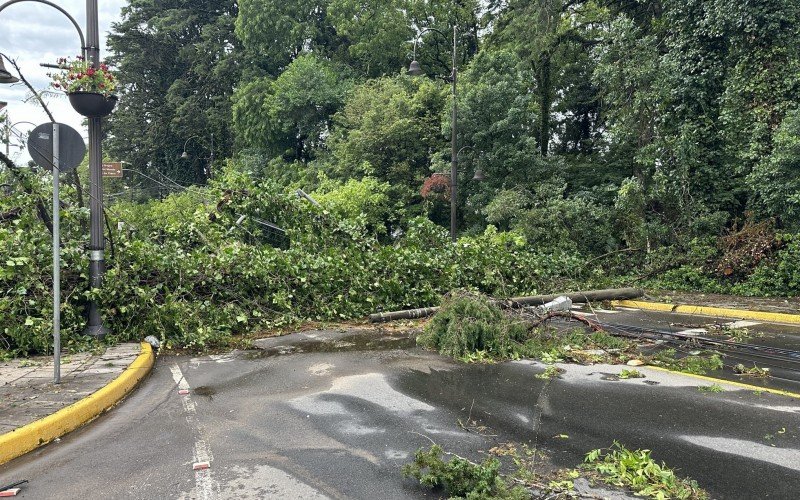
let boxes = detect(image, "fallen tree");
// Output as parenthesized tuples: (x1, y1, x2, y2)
(368, 287, 644, 323)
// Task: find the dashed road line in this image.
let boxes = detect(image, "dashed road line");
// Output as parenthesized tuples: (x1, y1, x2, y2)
(170, 364, 219, 499)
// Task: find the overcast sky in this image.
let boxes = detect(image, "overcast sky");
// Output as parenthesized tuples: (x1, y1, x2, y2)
(1, 0, 127, 163)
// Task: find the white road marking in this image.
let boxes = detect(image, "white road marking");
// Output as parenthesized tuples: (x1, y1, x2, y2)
(170, 364, 219, 500)
(208, 354, 236, 363)
(677, 328, 707, 336)
(571, 308, 619, 316)
(682, 435, 800, 472)
(726, 320, 762, 329)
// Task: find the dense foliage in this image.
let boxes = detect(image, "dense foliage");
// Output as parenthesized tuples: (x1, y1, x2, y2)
(2, 0, 799, 355)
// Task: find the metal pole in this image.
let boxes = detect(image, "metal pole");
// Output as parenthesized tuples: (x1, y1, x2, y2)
(84, 0, 107, 338)
(450, 25, 458, 243)
(52, 123, 60, 383)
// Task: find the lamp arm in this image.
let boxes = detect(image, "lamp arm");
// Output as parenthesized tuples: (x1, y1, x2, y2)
(182, 135, 200, 151)
(456, 145, 474, 158)
(412, 27, 449, 60)
(0, 0, 87, 56)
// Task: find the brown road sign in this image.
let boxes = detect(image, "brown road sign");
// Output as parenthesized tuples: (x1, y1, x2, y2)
(102, 162, 123, 178)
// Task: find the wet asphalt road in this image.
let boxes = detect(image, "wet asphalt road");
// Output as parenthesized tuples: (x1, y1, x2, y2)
(0, 308, 799, 499)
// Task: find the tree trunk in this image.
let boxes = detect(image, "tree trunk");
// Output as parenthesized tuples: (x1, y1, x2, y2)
(537, 53, 552, 156)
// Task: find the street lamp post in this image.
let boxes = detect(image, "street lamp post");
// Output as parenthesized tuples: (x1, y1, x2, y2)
(0, 0, 109, 338)
(408, 26, 460, 242)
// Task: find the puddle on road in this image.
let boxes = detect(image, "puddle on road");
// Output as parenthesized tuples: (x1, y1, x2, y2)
(193, 385, 217, 397)
(248, 331, 418, 358)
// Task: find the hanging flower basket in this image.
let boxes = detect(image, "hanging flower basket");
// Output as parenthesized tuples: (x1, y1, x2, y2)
(50, 56, 118, 117)
(68, 91, 118, 118)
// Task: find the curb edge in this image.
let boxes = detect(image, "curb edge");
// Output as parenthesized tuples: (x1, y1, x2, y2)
(646, 366, 800, 399)
(611, 300, 800, 325)
(0, 342, 154, 466)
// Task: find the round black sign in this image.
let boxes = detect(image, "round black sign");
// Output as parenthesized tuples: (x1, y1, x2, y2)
(26, 123, 86, 173)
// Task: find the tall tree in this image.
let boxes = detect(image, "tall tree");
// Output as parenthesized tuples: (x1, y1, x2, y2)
(489, 0, 605, 157)
(106, 0, 239, 188)
(327, 76, 446, 193)
(232, 55, 352, 161)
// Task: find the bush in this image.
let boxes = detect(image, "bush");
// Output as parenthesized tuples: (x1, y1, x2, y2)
(417, 292, 530, 360)
(402, 445, 528, 499)
(736, 234, 800, 296)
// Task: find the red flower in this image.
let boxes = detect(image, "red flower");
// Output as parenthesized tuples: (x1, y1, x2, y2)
(86, 68, 96, 76)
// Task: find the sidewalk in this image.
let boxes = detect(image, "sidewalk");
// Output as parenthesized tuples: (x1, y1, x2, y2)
(0, 342, 153, 466)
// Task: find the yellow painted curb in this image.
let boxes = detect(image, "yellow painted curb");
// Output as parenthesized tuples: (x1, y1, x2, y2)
(0, 342, 155, 465)
(611, 299, 800, 324)
(647, 366, 800, 399)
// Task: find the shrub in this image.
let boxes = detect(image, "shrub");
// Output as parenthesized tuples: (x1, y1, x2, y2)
(402, 445, 529, 499)
(417, 291, 530, 360)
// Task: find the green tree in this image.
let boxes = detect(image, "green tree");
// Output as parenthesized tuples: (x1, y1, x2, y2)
(107, 0, 239, 187)
(232, 54, 352, 161)
(488, 0, 605, 157)
(748, 110, 800, 229)
(328, 0, 414, 77)
(326, 76, 447, 202)
(235, 0, 344, 75)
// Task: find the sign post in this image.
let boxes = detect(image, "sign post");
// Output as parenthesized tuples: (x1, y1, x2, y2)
(27, 123, 86, 384)
(52, 124, 60, 383)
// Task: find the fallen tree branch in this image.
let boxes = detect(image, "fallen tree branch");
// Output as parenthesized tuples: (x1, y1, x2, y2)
(369, 287, 644, 323)
(0, 150, 53, 234)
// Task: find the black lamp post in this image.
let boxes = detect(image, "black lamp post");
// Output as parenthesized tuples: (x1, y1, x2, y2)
(0, 0, 109, 338)
(408, 26, 463, 242)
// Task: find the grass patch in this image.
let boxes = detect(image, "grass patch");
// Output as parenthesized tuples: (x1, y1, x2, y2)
(618, 368, 645, 379)
(698, 384, 725, 393)
(583, 442, 709, 499)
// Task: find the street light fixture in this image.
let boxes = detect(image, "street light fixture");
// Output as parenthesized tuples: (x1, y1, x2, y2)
(0, 0, 109, 339)
(408, 25, 462, 242)
(454, 144, 487, 182)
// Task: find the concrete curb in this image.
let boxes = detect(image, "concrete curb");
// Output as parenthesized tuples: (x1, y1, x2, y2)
(0, 342, 154, 466)
(611, 299, 800, 325)
(647, 366, 800, 399)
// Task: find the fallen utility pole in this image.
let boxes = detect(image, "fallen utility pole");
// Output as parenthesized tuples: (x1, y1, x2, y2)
(368, 287, 644, 323)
